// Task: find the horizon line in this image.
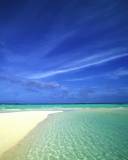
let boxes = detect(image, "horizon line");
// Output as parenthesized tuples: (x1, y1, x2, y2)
(0, 103, 128, 105)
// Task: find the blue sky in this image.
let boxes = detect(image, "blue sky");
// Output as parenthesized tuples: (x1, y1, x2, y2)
(0, 0, 128, 103)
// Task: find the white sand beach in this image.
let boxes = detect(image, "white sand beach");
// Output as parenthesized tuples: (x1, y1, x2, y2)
(0, 110, 62, 156)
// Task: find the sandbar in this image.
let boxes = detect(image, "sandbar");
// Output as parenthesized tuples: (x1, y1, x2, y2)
(0, 110, 62, 156)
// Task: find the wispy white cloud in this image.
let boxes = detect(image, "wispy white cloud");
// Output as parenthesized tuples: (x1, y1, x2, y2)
(113, 68, 128, 77)
(66, 67, 128, 82)
(29, 52, 128, 79)
(106, 67, 128, 79)
(0, 73, 64, 92)
(36, 29, 77, 58)
(64, 76, 96, 82)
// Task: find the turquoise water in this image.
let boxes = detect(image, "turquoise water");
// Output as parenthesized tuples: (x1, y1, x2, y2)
(0, 103, 128, 111)
(0, 108, 128, 160)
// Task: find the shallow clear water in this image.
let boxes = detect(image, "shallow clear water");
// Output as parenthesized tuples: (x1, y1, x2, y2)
(1, 109, 128, 160)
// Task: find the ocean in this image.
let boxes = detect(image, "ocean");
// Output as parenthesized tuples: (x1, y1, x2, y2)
(0, 104, 128, 160)
(0, 103, 128, 111)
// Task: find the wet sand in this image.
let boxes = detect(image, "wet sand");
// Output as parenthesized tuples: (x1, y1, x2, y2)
(0, 110, 62, 156)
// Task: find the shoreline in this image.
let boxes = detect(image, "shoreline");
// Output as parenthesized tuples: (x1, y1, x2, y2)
(0, 110, 62, 157)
